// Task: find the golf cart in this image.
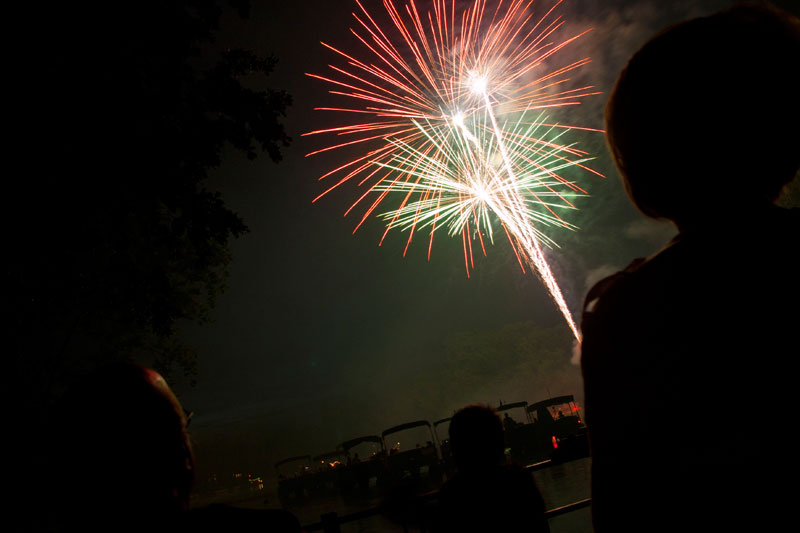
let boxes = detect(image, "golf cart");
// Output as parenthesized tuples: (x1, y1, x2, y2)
(275, 455, 314, 502)
(382, 420, 442, 484)
(340, 435, 387, 490)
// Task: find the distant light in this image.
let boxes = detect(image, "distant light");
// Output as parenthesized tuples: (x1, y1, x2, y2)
(551, 435, 558, 449)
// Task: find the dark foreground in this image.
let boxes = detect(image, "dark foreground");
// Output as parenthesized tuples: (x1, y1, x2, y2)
(192, 457, 592, 532)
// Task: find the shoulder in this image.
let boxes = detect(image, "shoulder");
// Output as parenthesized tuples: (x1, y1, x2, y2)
(581, 255, 651, 330)
(578, 251, 670, 380)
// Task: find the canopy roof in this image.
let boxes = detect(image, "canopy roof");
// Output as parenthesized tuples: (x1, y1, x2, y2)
(313, 450, 346, 462)
(274, 455, 312, 469)
(433, 417, 451, 427)
(341, 435, 384, 452)
(382, 419, 431, 438)
(496, 401, 528, 412)
(526, 395, 576, 413)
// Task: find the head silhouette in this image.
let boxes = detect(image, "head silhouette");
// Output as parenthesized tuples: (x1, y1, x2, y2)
(55, 362, 194, 529)
(605, 2, 800, 228)
(448, 405, 506, 472)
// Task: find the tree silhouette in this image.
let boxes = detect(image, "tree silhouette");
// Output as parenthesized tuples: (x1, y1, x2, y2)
(9, 0, 291, 401)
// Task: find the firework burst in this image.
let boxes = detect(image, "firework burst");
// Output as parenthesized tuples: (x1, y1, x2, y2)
(305, 0, 603, 341)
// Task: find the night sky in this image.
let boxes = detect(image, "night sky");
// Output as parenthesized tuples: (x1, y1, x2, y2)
(171, 0, 800, 480)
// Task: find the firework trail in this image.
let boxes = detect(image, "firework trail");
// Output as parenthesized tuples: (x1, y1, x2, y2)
(304, 0, 602, 341)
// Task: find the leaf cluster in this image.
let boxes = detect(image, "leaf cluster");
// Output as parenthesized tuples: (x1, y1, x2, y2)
(8, 0, 291, 393)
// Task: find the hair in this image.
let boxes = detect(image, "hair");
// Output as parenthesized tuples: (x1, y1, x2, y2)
(605, 2, 800, 223)
(55, 362, 195, 524)
(448, 404, 506, 470)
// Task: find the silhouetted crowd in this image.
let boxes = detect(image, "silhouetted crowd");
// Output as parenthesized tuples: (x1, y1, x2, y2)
(49, 362, 303, 533)
(49, 363, 547, 533)
(43, 3, 799, 532)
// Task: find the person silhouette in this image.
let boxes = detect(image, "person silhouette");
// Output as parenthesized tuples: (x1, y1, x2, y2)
(503, 412, 518, 431)
(52, 362, 195, 532)
(52, 362, 301, 533)
(436, 405, 549, 532)
(581, 3, 799, 532)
